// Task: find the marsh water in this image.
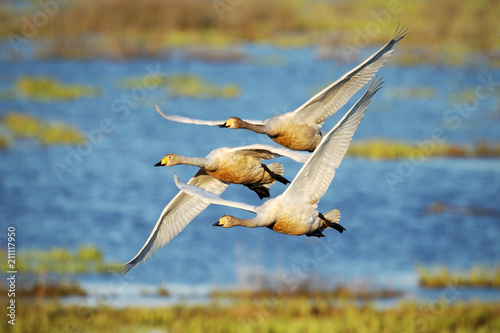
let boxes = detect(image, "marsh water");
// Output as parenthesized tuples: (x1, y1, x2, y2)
(1, 45, 500, 305)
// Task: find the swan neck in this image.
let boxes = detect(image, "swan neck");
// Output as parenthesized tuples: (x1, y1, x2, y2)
(241, 121, 268, 135)
(178, 156, 208, 168)
(232, 216, 266, 228)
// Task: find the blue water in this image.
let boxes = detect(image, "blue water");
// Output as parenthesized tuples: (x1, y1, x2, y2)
(1, 45, 500, 302)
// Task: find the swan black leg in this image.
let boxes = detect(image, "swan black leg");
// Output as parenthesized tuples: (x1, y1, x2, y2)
(244, 184, 270, 199)
(306, 230, 325, 238)
(318, 212, 346, 234)
(261, 163, 290, 185)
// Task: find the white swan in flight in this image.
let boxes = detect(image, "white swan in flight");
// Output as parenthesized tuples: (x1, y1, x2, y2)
(153, 144, 309, 199)
(155, 26, 405, 151)
(117, 144, 309, 274)
(174, 78, 383, 238)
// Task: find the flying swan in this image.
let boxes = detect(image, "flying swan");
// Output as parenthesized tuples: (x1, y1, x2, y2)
(174, 79, 383, 237)
(155, 26, 405, 151)
(116, 144, 309, 274)
(153, 144, 309, 199)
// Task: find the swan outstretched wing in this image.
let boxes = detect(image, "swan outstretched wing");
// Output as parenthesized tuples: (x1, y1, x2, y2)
(230, 144, 310, 163)
(116, 170, 228, 274)
(283, 78, 384, 205)
(155, 105, 265, 126)
(174, 173, 258, 213)
(292, 25, 406, 127)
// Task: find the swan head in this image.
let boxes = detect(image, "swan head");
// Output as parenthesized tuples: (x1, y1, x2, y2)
(220, 117, 243, 129)
(213, 215, 236, 228)
(154, 154, 180, 167)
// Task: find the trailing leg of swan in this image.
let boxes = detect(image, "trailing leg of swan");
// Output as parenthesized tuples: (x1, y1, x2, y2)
(319, 211, 345, 234)
(261, 163, 290, 185)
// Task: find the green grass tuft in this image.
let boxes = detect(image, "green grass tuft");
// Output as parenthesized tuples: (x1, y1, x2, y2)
(0, 134, 9, 149)
(417, 265, 500, 288)
(167, 75, 240, 99)
(1, 113, 44, 139)
(121, 74, 240, 99)
(3, 0, 499, 60)
(346, 139, 500, 160)
(2, 299, 500, 332)
(15, 76, 100, 101)
(0, 244, 116, 274)
(1, 112, 85, 146)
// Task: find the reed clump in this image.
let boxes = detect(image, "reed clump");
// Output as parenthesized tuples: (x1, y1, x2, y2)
(347, 139, 448, 160)
(0, 134, 9, 149)
(417, 265, 500, 288)
(122, 74, 240, 99)
(39, 123, 86, 145)
(0, 277, 87, 298)
(16, 76, 100, 101)
(0, 244, 115, 274)
(1, 113, 43, 139)
(167, 75, 240, 99)
(3, 300, 500, 333)
(2, 0, 499, 59)
(211, 284, 403, 301)
(1, 112, 85, 146)
(347, 139, 500, 160)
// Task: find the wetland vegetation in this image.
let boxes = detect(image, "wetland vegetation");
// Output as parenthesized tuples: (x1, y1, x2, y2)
(3, 299, 499, 333)
(2, 0, 499, 60)
(1, 112, 85, 146)
(417, 265, 500, 289)
(2, 1, 499, 331)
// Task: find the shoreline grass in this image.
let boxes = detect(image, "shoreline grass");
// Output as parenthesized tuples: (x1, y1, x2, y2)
(0, 277, 87, 298)
(211, 285, 403, 301)
(417, 265, 500, 289)
(3, 299, 499, 332)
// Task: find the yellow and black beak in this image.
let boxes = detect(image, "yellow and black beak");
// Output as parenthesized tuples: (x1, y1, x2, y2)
(213, 221, 222, 227)
(218, 121, 228, 128)
(154, 160, 164, 167)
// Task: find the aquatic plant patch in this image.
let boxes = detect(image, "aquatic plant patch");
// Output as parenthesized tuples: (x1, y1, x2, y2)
(15, 77, 100, 101)
(1, 112, 85, 146)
